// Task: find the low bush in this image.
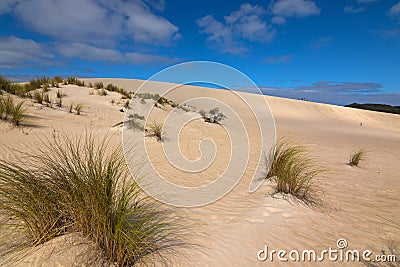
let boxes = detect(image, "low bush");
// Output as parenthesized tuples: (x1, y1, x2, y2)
(203, 108, 225, 124)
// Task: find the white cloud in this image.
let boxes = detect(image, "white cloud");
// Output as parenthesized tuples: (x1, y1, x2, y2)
(56, 42, 178, 65)
(0, 0, 17, 14)
(4, 0, 180, 46)
(264, 55, 292, 64)
(270, 0, 320, 18)
(0, 36, 53, 69)
(271, 16, 286, 24)
(372, 29, 400, 37)
(309, 37, 332, 49)
(144, 0, 165, 12)
(197, 4, 275, 54)
(344, 6, 365, 13)
(387, 2, 400, 19)
(124, 1, 180, 44)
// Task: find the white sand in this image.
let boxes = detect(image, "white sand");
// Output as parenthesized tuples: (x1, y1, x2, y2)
(0, 78, 399, 266)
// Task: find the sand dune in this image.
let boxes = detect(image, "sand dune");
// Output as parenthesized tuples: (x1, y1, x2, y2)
(0, 78, 399, 266)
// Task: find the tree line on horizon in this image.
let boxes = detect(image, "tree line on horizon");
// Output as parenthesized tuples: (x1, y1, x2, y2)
(345, 103, 400, 115)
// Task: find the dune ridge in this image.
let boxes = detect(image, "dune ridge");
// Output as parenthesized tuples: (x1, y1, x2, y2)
(0, 78, 398, 266)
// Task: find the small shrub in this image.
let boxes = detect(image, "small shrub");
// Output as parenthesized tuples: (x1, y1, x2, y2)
(178, 105, 191, 112)
(128, 113, 145, 120)
(349, 149, 367, 167)
(204, 108, 225, 124)
(157, 97, 168, 106)
(111, 99, 115, 105)
(148, 120, 164, 141)
(69, 102, 74, 113)
(88, 82, 93, 88)
(140, 98, 146, 104)
(124, 100, 130, 109)
(74, 103, 83, 115)
(199, 110, 206, 118)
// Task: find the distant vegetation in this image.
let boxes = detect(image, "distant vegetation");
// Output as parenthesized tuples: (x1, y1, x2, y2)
(345, 103, 400, 115)
(0, 75, 132, 100)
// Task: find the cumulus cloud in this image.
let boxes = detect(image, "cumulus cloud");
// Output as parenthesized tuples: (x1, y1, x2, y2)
(197, 4, 275, 54)
(270, 0, 320, 19)
(3, 0, 180, 46)
(271, 16, 286, 24)
(387, 2, 400, 19)
(344, 6, 365, 13)
(56, 43, 178, 65)
(0, 36, 54, 69)
(0, 0, 17, 14)
(264, 55, 292, 64)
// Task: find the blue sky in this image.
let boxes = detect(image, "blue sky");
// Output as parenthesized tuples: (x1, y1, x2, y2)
(0, 0, 399, 105)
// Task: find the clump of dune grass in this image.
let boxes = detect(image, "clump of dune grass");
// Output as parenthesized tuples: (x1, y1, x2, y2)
(33, 90, 44, 104)
(11, 100, 25, 126)
(94, 81, 104, 89)
(43, 93, 50, 106)
(74, 103, 83, 115)
(99, 89, 108, 96)
(0, 131, 184, 265)
(349, 149, 367, 167)
(0, 97, 4, 119)
(56, 89, 63, 99)
(266, 138, 324, 206)
(148, 120, 164, 141)
(2, 95, 14, 120)
(0, 95, 25, 126)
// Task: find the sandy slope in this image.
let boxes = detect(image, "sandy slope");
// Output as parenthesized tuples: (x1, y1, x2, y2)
(0, 78, 399, 266)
